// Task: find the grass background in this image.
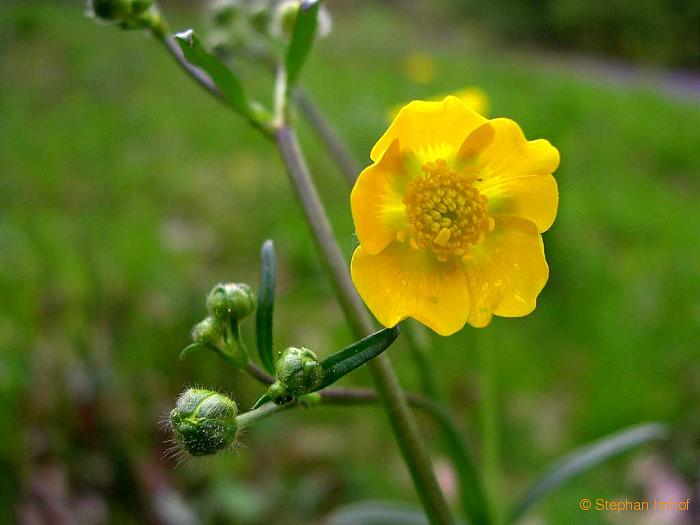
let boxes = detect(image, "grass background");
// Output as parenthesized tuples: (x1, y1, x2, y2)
(1, 1, 699, 523)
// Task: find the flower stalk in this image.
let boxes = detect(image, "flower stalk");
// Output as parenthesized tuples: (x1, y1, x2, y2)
(274, 124, 454, 525)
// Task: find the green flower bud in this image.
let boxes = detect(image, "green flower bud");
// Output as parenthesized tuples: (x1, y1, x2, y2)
(268, 347, 323, 404)
(206, 282, 256, 321)
(170, 388, 238, 456)
(89, 0, 131, 21)
(191, 316, 224, 346)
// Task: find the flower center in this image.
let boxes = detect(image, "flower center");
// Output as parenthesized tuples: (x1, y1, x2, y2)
(401, 159, 493, 262)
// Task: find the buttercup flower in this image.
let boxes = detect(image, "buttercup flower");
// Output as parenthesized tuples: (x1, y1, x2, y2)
(350, 96, 559, 335)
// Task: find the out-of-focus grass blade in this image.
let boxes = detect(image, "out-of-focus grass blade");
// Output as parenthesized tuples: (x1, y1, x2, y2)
(256, 240, 276, 374)
(415, 399, 491, 525)
(318, 326, 399, 389)
(325, 501, 467, 525)
(174, 30, 253, 119)
(510, 422, 670, 522)
(285, 0, 319, 88)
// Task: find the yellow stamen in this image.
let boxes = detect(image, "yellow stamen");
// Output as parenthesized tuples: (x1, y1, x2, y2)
(434, 227, 451, 246)
(401, 159, 492, 262)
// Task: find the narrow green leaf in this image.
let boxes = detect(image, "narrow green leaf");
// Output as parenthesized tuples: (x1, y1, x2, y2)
(325, 501, 467, 525)
(318, 326, 400, 389)
(510, 422, 670, 521)
(179, 341, 245, 368)
(255, 240, 276, 373)
(414, 399, 491, 525)
(178, 342, 208, 362)
(251, 393, 272, 410)
(174, 29, 252, 118)
(284, 0, 320, 88)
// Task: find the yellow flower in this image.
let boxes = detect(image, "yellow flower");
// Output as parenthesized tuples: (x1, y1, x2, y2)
(350, 96, 559, 336)
(389, 87, 490, 122)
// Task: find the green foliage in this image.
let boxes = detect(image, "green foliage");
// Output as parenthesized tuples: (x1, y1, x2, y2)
(256, 240, 277, 373)
(511, 422, 670, 520)
(448, 0, 700, 68)
(1, 2, 699, 524)
(285, 0, 320, 88)
(317, 326, 400, 389)
(175, 29, 268, 127)
(255, 328, 399, 407)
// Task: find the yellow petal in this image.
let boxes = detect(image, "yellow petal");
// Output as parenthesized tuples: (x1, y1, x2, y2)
(463, 216, 549, 327)
(351, 243, 470, 336)
(351, 140, 409, 255)
(476, 118, 560, 232)
(371, 96, 487, 165)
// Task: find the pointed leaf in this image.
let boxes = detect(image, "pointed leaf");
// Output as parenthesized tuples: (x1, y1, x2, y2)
(256, 240, 276, 373)
(325, 501, 468, 525)
(510, 422, 670, 521)
(252, 393, 272, 410)
(318, 326, 399, 389)
(178, 342, 208, 363)
(174, 30, 254, 119)
(179, 341, 246, 368)
(285, 0, 320, 88)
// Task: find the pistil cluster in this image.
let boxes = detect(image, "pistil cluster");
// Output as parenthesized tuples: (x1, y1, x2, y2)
(402, 159, 493, 262)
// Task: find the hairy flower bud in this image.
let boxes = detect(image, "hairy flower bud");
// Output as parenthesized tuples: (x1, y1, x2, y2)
(170, 389, 238, 456)
(268, 347, 323, 404)
(191, 316, 224, 346)
(206, 282, 256, 321)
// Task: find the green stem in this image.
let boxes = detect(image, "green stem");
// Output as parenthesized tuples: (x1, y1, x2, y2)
(274, 125, 453, 525)
(237, 402, 289, 431)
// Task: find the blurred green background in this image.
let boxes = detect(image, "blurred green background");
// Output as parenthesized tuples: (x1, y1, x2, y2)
(1, 1, 699, 524)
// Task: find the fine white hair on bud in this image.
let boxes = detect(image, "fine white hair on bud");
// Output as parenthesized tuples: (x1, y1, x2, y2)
(169, 388, 238, 456)
(268, 347, 323, 404)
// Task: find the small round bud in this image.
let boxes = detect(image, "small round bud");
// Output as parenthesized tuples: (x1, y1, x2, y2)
(206, 282, 256, 321)
(170, 389, 238, 456)
(269, 347, 323, 404)
(89, 0, 130, 21)
(191, 316, 224, 346)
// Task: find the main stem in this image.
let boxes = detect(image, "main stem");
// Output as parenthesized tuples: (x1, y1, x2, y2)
(275, 125, 453, 525)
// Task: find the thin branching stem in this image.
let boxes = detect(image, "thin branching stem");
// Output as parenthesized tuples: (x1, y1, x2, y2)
(274, 124, 453, 525)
